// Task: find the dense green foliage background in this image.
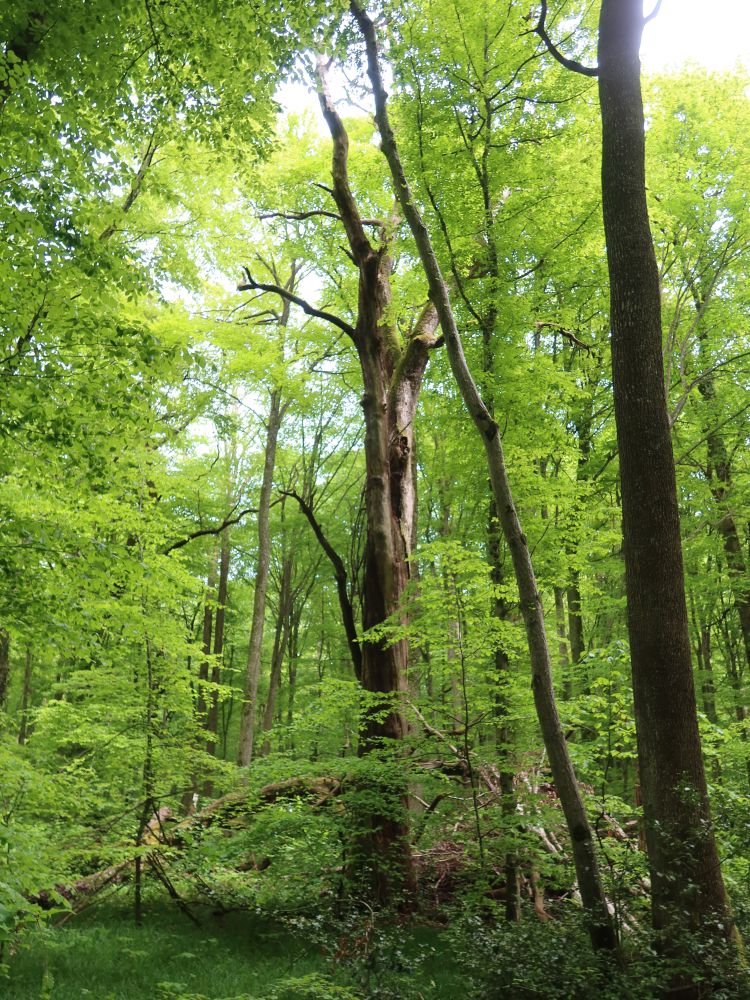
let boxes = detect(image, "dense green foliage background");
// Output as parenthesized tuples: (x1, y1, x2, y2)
(1, 1, 749, 995)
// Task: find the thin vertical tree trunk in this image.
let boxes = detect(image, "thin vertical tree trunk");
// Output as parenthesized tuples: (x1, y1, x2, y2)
(717, 611, 750, 789)
(286, 624, 297, 730)
(480, 194, 522, 921)
(260, 549, 293, 756)
(597, 0, 732, 961)
(0, 630, 10, 708)
(554, 586, 572, 701)
(196, 554, 218, 724)
(690, 594, 718, 727)
(237, 388, 284, 767)
(567, 414, 593, 693)
(693, 314, 750, 677)
(567, 573, 585, 669)
(17, 646, 32, 745)
(353, 1, 615, 950)
(220, 645, 235, 761)
(135, 638, 156, 927)
(206, 531, 230, 753)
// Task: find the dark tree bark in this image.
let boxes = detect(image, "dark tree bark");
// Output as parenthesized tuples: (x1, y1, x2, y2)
(282, 489, 363, 681)
(596, 0, 732, 960)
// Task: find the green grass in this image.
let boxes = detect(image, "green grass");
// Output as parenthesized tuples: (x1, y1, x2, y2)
(6, 899, 464, 999)
(7, 901, 327, 999)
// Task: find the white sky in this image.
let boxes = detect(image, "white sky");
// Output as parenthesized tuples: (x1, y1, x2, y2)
(641, 0, 750, 72)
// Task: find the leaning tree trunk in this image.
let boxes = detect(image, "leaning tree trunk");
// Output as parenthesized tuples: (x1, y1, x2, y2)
(351, 1, 615, 951)
(597, 0, 732, 964)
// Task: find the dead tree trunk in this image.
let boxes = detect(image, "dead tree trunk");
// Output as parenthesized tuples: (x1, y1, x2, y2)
(319, 67, 440, 905)
(237, 68, 441, 905)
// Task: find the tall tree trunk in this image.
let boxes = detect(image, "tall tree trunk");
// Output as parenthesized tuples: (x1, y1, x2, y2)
(566, 572, 585, 670)
(353, 2, 615, 950)
(477, 117, 522, 921)
(238, 71, 441, 903)
(567, 410, 593, 694)
(286, 629, 297, 731)
(237, 388, 284, 767)
(597, 0, 731, 959)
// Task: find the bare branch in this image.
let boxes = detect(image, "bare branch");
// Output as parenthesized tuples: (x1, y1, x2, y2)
(238, 267, 356, 340)
(99, 132, 159, 242)
(258, 208, 383, 227)
(643, 0, 664, 27)
(533, 1, 599, 78)
(163, 502, 278, 555)
(280, 489, 362, 680)
(534, 320, 592, 351)
(315, 56, 375, 264)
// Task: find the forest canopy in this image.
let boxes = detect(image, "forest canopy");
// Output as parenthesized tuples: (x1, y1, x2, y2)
(1, 1, 749, 997)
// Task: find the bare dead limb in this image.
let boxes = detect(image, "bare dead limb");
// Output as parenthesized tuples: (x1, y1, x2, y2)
(238, 267, 356, 340)
(533, 1, 599, 77)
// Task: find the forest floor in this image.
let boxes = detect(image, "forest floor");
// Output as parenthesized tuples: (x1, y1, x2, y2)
(6, 899, 465, 999)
